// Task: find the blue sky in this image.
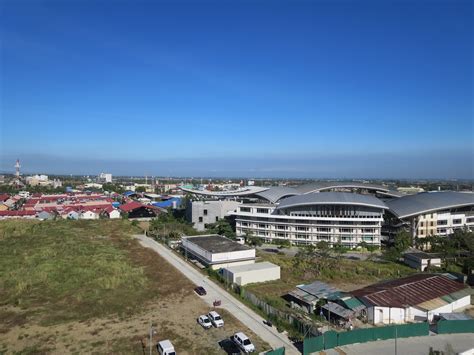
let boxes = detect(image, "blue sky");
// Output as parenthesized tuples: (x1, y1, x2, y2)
(1, 0, 472, 178)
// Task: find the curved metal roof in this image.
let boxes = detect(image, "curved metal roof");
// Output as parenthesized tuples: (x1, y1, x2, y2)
(386, 191, 474, 219)
(276, 192, 388, 210)
(294, 181, 398, 195)
(254, 186, 299, 203)
(179, 186, 268, 196)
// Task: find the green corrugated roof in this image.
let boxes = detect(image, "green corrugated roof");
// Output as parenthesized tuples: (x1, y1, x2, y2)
(448, 288, 472, 300)
(342, 297, 365, 310)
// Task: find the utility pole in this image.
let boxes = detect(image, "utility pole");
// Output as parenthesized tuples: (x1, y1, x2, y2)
(395, 325, 398, 355)
(149, 322, 156, 355)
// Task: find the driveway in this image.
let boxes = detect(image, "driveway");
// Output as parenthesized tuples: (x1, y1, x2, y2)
(136, 235, 299, 354)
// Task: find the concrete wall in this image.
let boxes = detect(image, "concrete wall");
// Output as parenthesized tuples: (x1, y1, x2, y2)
(187, 200, 240, 231)
(370, 306, 406, 324)
(222, 264, 281, 285)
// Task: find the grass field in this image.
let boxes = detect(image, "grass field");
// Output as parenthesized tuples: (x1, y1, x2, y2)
(247, 250, 417, 307)
(0, 220, 270, 354)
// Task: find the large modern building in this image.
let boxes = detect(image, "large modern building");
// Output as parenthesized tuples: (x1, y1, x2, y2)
(186, 200, 240, 231)
(232, 192, 388, 248)
(181, 234, 256, 270)
(385, 191, 474, 239)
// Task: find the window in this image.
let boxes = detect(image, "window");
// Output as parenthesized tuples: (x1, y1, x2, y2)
(257, 208, 269, 214)
(215, 216, 219, 222)
(420, 222, 424, 227)
(203, 209, 208, 216)
(198, 217, 203, 222)
(420, 230, 424, 235)
(430, 221, 434, 227)
(437, 220, 448, 226)
(453, 219, 462, 225)
(240, 207, 251, 212)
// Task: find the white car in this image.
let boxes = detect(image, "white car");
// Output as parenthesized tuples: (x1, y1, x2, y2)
(232, 332, 255, 353)
(197, 314, 212, 329)
(157, 339, 176, 355)
(208, 310, 224, 327)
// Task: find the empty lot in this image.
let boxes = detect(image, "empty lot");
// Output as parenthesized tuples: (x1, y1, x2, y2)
(0, 220, 269, 354)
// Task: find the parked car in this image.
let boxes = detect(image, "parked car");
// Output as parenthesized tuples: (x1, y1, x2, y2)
(197, 314, 212, 329)
(194, 286, 207, 296)
(208, 310, 224, 327)
(231, 332, 255, 353)
(157, 339, 176, 355)
(218, 339, 241, 355)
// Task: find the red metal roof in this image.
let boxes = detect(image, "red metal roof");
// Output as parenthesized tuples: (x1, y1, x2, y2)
(352, 274, 467, 308)
(0, 194, 10, 202)
(119, 201, 144, 212)
(0, 210, 36, 216)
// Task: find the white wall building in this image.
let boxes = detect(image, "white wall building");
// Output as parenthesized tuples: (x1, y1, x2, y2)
(222, 262, 280, 286)
(354, 274, 471, 325)
(181, 234, 255, 270)
(232, 192, 388, 248)
(186, 200, 240, 231)
(80, 210, 99, 220)
(403, 251, 442, 271)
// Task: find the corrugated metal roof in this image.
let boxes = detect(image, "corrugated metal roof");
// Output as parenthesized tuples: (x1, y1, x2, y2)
(322, 302, 355, 319)
(386, 191, 474, 219)
(288, 288, 319, 305)
(439, 313, 472, 321)
(340, 297, 366, 311)
(277, 192, 388, 210)
(297, 281, 343, 300)
(416, 298, 448, 311)
(353, 274, 468, 308)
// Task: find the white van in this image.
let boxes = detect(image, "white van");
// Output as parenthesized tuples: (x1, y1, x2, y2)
(157, 340, 176, 355)
(232, 332, 255, 353)
(208, 311, 224, 327)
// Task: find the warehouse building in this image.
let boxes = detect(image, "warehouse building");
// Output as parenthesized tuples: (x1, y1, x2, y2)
(352, 274, 472, 325)
(181, 234, 256, 270)
(222, 261, 280, 286)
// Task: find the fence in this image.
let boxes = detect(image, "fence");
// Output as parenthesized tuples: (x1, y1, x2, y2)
(437, 320, 474, 334)
(265, 347, 285, 355)
(303, 322, 429, 354)
(239, 287, 320, 338)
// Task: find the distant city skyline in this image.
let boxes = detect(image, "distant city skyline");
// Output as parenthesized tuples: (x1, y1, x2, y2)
(1, 0, 472, 179)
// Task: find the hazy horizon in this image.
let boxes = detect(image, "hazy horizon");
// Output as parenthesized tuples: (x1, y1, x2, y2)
(1, 0, 473, 180)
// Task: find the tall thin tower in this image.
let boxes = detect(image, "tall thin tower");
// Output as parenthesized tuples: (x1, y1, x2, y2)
(14, 159, 21, 178)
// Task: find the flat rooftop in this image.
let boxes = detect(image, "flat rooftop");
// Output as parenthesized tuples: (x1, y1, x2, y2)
(184, 234, 253, 253)
(225, 261, 279, 273)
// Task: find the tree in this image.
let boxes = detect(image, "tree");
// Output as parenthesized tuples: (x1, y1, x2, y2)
(332, 242, 347, 259)
(135, 186, 146, 193)
(205, 219, 235, 239)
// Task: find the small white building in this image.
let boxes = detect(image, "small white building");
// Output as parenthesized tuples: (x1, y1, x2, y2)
(107, 208, 121, 219)
(222, 262, 280, 286)
(80, 210, 99, 220)
(403, 251, 442, 271)
(182, 234, 256, 270)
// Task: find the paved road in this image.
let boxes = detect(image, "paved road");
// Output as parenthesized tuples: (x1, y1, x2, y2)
(136, 235, 299, 354)
(323, 333, 474, 355)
